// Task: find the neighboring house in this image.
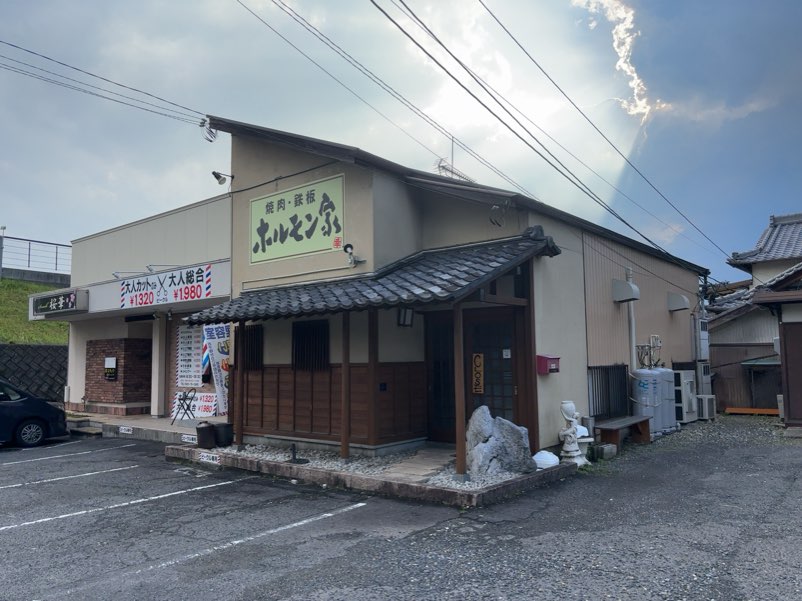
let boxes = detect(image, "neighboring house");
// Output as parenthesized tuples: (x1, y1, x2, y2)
(753, 263, 802, 426)
(186, 116, 707, 474)
(29, 194, 232, 417)
(708, 213, 802, 412)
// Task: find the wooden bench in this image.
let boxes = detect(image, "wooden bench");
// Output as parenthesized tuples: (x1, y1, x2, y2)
(594, 415, 651, 448)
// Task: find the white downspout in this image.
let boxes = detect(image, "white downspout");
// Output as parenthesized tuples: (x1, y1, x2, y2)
(627, 267, 638, 371)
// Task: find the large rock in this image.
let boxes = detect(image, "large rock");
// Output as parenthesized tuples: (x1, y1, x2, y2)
(466, 406, 537, 478)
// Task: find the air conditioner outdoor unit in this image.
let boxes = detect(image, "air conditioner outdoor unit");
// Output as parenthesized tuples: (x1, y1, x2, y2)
(697, 395, 716, 421)
(674, 370, 697, 424)
(696, 361, 712, 396)
(697, 318, 710, 361)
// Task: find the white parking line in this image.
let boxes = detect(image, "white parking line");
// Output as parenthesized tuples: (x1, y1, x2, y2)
(0, 476, 255, 532)
(0, 444, 136, 466)
(20, 440, 82, 452)
(136, 502, 367, 573)
(0, 465, 140, 490)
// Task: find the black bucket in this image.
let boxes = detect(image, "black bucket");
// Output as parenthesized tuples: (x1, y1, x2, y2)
(196, 421, 216, 449)
(214, 423, 234, 447)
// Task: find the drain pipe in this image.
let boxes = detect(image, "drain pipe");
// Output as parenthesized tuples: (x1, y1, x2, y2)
(627, 267, 638, 371)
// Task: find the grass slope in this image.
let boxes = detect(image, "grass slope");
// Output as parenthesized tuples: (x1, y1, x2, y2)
(0, 279, 68, 344)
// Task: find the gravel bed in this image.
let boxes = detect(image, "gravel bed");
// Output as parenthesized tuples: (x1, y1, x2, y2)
(215, 443, 416, 475)
(211, 415, 792, 491)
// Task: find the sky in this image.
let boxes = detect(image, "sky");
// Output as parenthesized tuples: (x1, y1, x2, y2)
(1, 0, 801, 283)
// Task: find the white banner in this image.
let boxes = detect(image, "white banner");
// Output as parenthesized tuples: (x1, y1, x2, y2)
(203, 323, 231, 416)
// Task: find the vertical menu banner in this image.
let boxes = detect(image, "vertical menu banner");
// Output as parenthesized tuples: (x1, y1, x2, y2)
(176, 325, 203, 387)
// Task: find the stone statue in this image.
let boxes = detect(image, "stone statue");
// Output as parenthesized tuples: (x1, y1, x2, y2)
(559, 400, 589, 466)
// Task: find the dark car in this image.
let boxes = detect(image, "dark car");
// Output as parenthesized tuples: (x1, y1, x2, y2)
(0, 379, 69, 447)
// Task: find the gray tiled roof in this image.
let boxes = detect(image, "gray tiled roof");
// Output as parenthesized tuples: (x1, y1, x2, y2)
(729, 213, 802, 269)
(708, 259, 802, 316)
(187, 227, 560, 324)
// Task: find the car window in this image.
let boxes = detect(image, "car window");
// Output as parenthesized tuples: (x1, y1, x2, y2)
(0, 384, 23, 401)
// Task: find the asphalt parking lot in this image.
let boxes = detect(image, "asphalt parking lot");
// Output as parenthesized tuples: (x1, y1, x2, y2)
(3, 417, 802, 601)
(0, 437, 453, 601)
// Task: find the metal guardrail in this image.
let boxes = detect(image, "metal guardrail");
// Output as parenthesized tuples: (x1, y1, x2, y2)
(0, 235, 71, 274)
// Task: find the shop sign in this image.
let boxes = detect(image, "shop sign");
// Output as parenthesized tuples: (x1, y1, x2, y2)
(119, 264, 213, 309)
(250, 174, 344, 263)
(32, 289, 88, 316)
(104, 357, 117, 381)
(472, 353, 484, 394)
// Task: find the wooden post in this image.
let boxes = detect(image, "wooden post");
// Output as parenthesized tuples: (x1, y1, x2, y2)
(453, 304, 466, 475)
(367, 308, 378, 446)
(525, 259, 539, 451)
(340, 312, 351, 458)
(236, 320, 246, 446)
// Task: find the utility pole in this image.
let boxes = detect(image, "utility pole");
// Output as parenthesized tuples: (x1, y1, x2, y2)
(0, 225, 6, 279)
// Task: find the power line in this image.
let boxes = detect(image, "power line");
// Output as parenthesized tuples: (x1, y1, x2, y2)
(477, 0, 732, 261)
(233, 0, 442, 163)
(0, 38, 204, 118)
(0, 62, 200, 125)
(374, 0, 675, 260)
(0, 53, 201, 121)
(245, 0, 535, 198)
(390, 2, 710, 257)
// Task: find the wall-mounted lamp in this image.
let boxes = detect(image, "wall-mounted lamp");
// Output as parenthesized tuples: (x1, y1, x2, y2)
(343, 243, 366, 267)
(112, 271, 146, 280)
(146, 264, 180, 273)
(212, 171, 234, 185)
(397, 307, 414, 328)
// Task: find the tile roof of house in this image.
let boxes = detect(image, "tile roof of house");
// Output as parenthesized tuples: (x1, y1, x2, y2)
(708, 259, 802, 316)
(729, 213, 802, 270)
(187, 226, 560, 324)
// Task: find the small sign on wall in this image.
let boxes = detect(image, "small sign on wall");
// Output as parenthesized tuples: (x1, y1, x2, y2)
(104, 357, 117, 381)
(472, 353, 485, 394)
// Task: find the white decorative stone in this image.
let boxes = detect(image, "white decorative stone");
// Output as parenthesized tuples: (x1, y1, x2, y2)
(533, 450, 559, 469)
(466, 405, 494, 449)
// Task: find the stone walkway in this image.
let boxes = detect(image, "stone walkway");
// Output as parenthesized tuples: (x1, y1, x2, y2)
(381, 446, 456, 483)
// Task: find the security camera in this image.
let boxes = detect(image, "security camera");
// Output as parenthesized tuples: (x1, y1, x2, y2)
(343, 244, 354, 255)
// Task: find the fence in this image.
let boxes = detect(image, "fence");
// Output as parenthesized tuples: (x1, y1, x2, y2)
(0, 235, 71, 274)
(587, 364, 629, 420)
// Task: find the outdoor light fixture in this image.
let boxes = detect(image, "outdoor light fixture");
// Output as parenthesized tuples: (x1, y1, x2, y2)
(397, 307, 414, 328)
(212, 171, 233, 185)
(343, 243, 366, 267)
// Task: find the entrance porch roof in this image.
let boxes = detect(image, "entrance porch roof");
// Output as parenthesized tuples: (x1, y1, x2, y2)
(186, 226, 560, 324)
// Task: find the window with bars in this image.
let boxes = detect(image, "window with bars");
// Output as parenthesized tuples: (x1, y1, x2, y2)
(292, 320, 330, 371)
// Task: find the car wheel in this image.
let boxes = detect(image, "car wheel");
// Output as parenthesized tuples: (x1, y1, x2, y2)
(15, 420, 46, 447)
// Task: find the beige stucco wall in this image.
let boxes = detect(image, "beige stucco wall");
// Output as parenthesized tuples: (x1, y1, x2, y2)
(751, 260, 800, 287)
(66, 318, 139, 404)
(418, 191, 527, 250)
(70, 195, 231, 287)
(261, 309, 424, 366)
(372, 173, 421, 267)
(528, 215, 590, 448)
(583, 232, 700, 368)
(231, 135, 375, 293)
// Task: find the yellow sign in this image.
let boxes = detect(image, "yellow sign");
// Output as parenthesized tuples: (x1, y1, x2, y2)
(250, 175, 344, 263)
(472, 353, 484, 394)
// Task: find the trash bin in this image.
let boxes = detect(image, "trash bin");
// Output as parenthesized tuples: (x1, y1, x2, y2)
(196, 421, 216, 449)
(214, 422, 234, 447)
